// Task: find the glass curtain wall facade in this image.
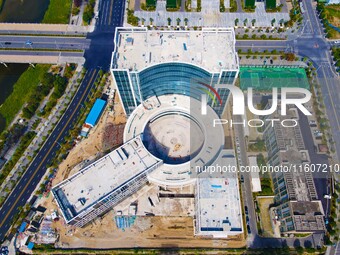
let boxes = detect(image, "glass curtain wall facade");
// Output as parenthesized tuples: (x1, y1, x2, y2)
(112, 62, 238, 116)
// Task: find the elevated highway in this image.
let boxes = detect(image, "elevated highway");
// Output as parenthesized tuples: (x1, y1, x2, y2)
(0, 35, 90, 50)
(0, 35, 89, 64)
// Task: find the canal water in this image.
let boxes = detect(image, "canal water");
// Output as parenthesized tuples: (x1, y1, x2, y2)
(0, 0, 51, 133)
(0, 0, 50, 23)
(0, 64, 29, 133)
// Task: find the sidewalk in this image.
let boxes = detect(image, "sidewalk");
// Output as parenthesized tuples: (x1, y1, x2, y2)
(240, 58, 308, 67)
(0, 23, 94, 34)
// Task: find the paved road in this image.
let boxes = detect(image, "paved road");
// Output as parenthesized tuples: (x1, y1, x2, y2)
(233, 116, 257, 239)
(235, 0, 243, 13)
(0, 0, 125, 242)
(0, 35, 90, 51)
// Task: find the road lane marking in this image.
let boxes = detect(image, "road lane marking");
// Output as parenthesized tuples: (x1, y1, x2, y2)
(303, 0, 314, 34)
(0, 69, 98, 230)
(104, 1, 110, 25)
(108, 0, 114, 25)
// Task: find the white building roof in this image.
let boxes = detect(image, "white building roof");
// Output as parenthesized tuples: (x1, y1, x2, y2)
(112, 27, 238, 73)
(195, 150, 243, 237)
(53, 137, 161, 217)
(248, 156, 262, 193)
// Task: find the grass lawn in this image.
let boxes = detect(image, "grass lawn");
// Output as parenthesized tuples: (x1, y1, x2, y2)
(245, 0, 255, 8)
(146, 0, 157, 7)
(265, 0, 276, 9)
(0, 0, 4, 12)
(42, 0, 72, 24)
(319, 4, 340, 39)
(0, 64, 50, 128)
(325, 4, 340, 26)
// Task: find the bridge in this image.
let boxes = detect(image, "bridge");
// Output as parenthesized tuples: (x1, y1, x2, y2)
(0, 31, 90, 63)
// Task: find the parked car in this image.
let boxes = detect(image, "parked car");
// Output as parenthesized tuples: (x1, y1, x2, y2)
(247, 224, 251, 234)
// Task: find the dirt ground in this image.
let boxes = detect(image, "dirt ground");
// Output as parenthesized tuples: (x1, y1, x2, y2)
(44, 83, 246, 249)
(128, 0, 136, 10)
(44, 179, 245, 248)
(257, 196, 274, 237)
(52, 91, 126, 184)
(52, 213, 245, 249)
(43, 182, 245, 249)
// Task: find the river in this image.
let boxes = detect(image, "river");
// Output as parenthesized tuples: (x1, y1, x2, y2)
(0, 0, 50, 23)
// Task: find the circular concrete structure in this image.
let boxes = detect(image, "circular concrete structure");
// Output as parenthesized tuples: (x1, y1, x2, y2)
(124, 94, 224, 187)
(143, 112, 204, 165)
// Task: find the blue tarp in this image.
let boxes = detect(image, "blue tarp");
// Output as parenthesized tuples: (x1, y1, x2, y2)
(85, 99, 107, 127)
(27, 242, 34, 250)
(18, 222, 27, 233)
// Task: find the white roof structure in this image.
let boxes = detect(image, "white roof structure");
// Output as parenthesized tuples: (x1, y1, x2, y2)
(124, 94, 225, 186)
(112, 27, 238, 73)
(195, 150, 243, 237)
(248, 156, 262, 193)
(52, 137, 162, 222)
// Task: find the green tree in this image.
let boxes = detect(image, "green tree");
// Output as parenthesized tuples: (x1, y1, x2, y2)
(271, 18, 276, 26)
(184, 18, 188, 26)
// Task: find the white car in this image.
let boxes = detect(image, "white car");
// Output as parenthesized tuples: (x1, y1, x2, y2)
(324, 194, 332, 199)
(334, 40, 340, 44)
